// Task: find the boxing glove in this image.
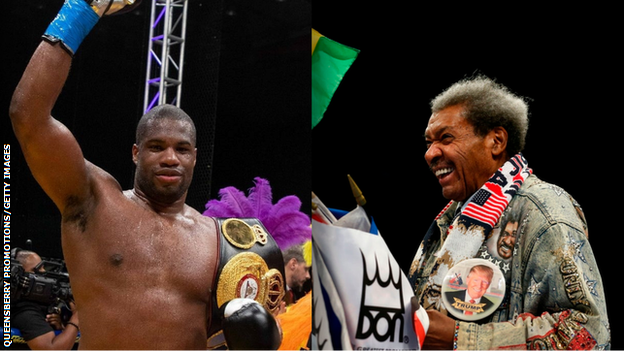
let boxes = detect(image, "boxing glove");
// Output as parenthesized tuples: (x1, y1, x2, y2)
(221, 298, 282, 350)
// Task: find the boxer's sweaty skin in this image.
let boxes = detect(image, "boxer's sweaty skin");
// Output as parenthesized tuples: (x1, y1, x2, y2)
(61, 173, 218, 349)
(10, 41, 219, 349)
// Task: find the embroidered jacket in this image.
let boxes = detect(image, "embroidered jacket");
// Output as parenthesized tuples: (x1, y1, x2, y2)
(409, 175, 610, 349)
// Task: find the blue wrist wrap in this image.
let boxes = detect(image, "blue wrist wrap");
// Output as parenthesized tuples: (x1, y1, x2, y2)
(43, 0, 99, 55)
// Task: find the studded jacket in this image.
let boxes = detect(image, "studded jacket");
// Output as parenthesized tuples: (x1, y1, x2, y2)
(408, 175, 610, 349)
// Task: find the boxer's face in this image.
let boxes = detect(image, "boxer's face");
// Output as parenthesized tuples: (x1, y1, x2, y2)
(133, 118, 197, 204)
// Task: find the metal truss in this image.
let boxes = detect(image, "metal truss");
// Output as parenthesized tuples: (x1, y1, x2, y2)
(143, 0, 189, 113)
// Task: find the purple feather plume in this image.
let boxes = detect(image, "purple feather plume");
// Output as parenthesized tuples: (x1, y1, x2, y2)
(203, 178, 311, 249)
(203, 186, 253, 217)
(247, 177, 273, 220)
(262, 195, 311, 249)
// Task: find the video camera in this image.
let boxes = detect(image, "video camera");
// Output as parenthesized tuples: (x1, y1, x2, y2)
(10, 248, 73, 318)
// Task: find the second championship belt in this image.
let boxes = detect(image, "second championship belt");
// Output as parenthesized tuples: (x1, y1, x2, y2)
(207, 218, 286, 348)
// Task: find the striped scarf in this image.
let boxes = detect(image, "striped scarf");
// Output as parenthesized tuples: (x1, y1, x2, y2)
(416, 154, 532, 311)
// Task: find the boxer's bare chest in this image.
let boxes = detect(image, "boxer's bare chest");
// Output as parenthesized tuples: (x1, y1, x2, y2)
(62, 189, 218, 299)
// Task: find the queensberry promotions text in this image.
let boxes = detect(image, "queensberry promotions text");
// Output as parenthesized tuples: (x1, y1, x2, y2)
(3, 144, 11, 347)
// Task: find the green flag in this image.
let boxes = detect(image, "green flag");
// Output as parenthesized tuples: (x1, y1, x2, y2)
(312, 29, 359, 129)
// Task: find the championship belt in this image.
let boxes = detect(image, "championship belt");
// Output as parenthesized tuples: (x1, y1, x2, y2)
(207, 218, 285, 348)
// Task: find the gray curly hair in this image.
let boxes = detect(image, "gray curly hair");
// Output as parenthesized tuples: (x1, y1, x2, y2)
(431, 75, 529, 156)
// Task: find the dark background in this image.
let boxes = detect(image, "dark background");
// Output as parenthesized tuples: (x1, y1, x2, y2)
(313, 4, 620, 348)
(3, 0, 310, 258)
(3, 1, 621, 347)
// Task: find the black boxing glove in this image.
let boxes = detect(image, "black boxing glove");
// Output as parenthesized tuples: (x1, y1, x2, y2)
(221, 298, 282, 350)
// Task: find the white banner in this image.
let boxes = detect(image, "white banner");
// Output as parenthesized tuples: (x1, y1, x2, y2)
(312, 216, 428, 350)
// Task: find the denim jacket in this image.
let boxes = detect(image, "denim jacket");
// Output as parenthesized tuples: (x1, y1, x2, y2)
(409, 175, 610, 349)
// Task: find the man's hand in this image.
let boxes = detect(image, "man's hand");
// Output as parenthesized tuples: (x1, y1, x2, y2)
(89, 0, 143, 17)
(274, 300, 286, 316)
(28, 301, 80, 350)
(67, 301, 79, 329)
(422, 310, 455, 350)
(45, 313, 63, 330)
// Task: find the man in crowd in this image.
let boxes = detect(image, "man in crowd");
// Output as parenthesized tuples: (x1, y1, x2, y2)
(12, 250, 80, 350)
(282, 244, 312, 305)
(409, 75, 610, 349)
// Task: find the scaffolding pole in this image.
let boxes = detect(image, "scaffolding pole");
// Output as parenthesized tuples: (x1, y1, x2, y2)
(143, 0, 189, 113)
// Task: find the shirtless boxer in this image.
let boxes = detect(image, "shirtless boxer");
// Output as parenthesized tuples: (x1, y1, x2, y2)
(9, 1, 222, 349)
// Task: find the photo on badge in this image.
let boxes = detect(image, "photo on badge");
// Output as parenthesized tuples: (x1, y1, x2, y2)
(441, 258, 505, 321)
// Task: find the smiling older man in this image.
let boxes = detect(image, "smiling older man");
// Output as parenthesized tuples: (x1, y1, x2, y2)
(409, 75, 610, 350)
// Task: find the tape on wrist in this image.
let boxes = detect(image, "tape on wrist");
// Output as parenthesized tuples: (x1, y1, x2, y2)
(43, 0, 99, 56)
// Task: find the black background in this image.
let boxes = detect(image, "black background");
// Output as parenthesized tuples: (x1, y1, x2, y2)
(313, 4, 621, 348)
(2, 1, 622, 348)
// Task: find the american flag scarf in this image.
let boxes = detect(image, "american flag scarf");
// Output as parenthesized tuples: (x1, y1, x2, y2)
(417, 154, 532, 312)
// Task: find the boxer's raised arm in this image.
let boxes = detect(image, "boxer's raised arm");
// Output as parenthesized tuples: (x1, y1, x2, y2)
(9, 39, 91, 214)
(9, 0, 140, 213)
